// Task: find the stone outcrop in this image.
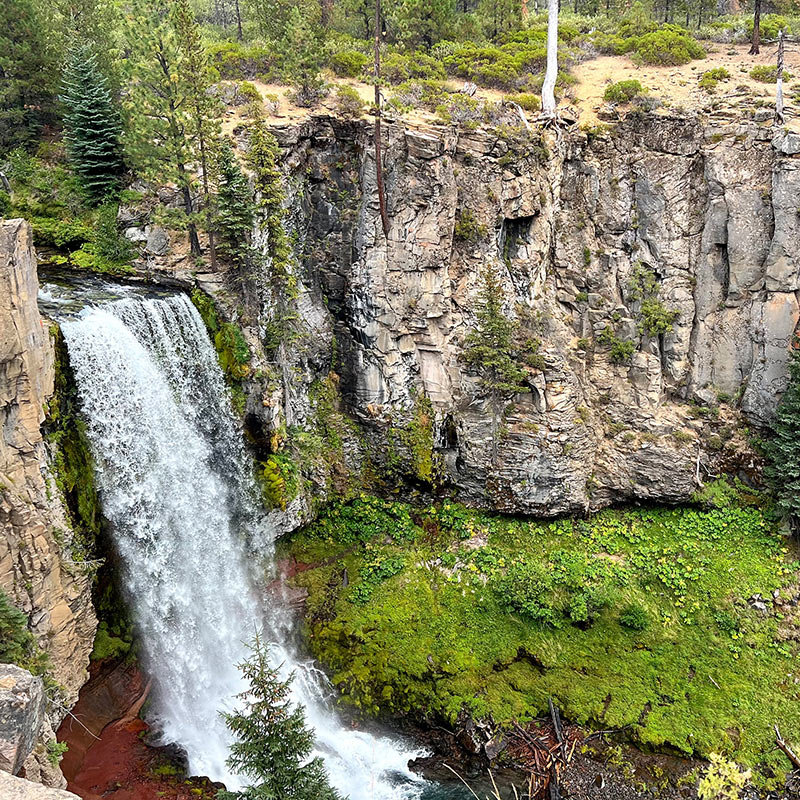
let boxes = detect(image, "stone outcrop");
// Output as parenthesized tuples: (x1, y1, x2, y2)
(199, 113, 791, 517)
(0, 770, 79, 800)
(128, 113, 800, 518)
(0, 665, 44, 775)
(0, 220, 96, 711)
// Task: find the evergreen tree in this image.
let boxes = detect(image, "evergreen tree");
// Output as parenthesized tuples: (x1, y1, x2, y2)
(246, 115, 293, 288)
(0, 0, 60, 153)
(61, 43, 124, 203)
(173, 0, 222, 265)
(390, 0, 455, 48)
(476, 0, 521, 39)
(462, 264, 526, 396)
(215, 139, 256, 269)
(120, 0, 201, 256)
(218, 634, 341, 800)
(282, 6, 326, 107)
(765, 342, 800, 526)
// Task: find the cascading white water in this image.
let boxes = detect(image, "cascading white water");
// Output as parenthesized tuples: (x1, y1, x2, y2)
(59, 290, 426, 799)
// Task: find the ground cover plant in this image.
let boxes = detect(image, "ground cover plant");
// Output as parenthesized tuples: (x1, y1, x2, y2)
(282, 485, 800, 787)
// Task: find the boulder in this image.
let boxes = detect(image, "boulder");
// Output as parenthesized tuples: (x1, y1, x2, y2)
(0, 770, 79, 799)
(0, 665, 45, 776)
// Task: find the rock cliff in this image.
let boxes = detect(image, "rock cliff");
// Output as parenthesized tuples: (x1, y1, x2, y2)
(183, 113, 795, 518)
(0, 220, 96, 774)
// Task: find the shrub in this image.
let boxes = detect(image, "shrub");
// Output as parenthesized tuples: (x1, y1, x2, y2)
(699, 67, 730, 93)
(443, 38, 547, 90)
(207, 41, 273, 80)
(631, 27, 706, 66)
(334, 85, 364, 118)
(435, 94, 485, 128)
(746, 13, 791, 41)
(503, 92, 541, 112)
(603, 79, 646, 103)
(382, 51, 446, 84)
(598, 328, 635, 363)
(698, 754, 751, 800)
(619, 603, 649, 631)
(497, 561, 561, 626)
(0, 591, 48, 674)
(453, 209, 488, 243)
(237, 81, 262, 103)
(750, 65, 792, 83)
(329, 49, 369, 78)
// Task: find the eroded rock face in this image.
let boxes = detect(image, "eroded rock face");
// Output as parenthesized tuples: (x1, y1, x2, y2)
(228, 114, 794, 516)
(0, 665, 44, 776)
(0, 220, 96, 706)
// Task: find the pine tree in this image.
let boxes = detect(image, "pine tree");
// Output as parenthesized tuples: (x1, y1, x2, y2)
(61, 43, 124, 203)
(0, 0, 60, 154)
(219, 634, 341, 800)
(462, 264, 527, 396)
(120, 0, 201, 256)
(765, 343, 800, 526)
(215, 139, 256, 269)
(173, 0, 221, 266)
(282, 6, 326, 107)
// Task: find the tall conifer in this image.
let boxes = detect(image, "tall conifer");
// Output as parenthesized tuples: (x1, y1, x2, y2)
(61, 43, 124, 202)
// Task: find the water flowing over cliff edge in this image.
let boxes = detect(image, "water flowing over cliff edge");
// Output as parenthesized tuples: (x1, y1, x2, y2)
(56, 286, 425, 798)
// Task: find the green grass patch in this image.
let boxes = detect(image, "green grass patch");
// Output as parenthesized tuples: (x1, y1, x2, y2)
(284, 491, 800, 784)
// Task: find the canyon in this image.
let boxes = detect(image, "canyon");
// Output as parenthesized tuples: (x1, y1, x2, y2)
(2, 109, 800, 796)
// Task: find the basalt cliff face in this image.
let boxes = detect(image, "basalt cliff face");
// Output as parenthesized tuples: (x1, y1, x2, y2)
(0, 220, 96, 786)
(183, 113, 799, 520)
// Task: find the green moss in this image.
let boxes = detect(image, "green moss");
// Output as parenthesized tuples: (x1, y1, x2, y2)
(91, 622, 131, 662)
(286, 496, 800, 782)
(190, 289, 251, 413)
(386, 392, 443, 487)
(44, 327, 101, 561)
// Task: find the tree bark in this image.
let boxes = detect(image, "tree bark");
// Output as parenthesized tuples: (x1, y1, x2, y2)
(750, 0, 761, 55)
(234, 0, 243, 40)
(776, 29, 785, 125)
(540, 0, 559, 118)
(374, 0, 389, 239)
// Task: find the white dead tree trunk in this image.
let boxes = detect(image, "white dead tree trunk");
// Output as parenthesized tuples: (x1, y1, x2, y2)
(776, 29, 785, 126)
(540, 0, 559, 120)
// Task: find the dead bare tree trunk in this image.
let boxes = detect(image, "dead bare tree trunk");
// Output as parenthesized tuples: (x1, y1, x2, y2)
(776, 29, 785, 125)
(234, 0, 243, 39)
(750, 0, 761, 54)
(540, 0, 559, 119)
(374, 0, 389, 238)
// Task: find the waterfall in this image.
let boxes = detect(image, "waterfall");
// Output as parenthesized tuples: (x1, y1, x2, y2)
(59, 291, 425, 799)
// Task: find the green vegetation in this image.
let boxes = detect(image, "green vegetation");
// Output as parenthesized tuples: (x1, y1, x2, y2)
(699, 67, 730, 93)
(45, 328, 101, 563)
(750, 64, 791, 83)
(190, 288, 251, 414)
(0, 590, 49, 674)
(630, 26, 705, 65)
(387, 391, 444, 487)
(597, 327, 635, 363)
(218, 634, 341, 800)
(628, 263, 680, 337)
(603, 79, 645, 103)
(215, 139, 258, 270)
(46, 740, 68, 768)
(284, 489, 800, 782)
(453, 209, 488, 243)
(61, 43, 124, 203)
(462, 265, 527, 396)
(333, 84, 365, 118)
(764, 343, 800, 528)
(329, 49, 369, 78)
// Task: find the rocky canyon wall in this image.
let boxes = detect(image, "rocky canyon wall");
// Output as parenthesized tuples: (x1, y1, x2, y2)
(220, 113, 800, 518)
(0, 220, 96, 785)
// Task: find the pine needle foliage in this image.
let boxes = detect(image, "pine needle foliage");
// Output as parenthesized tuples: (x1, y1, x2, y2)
(218, 634, 341, 800)
(462, 264, 527, 396)
(61, 43, 124, 203)
(215, 139, 257, 269)
(764, 342, 800, 525)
